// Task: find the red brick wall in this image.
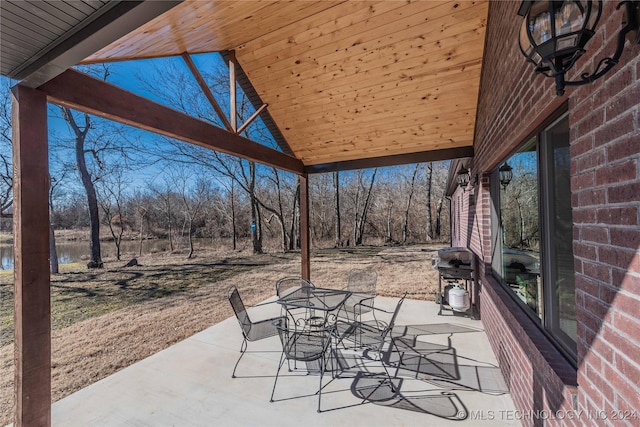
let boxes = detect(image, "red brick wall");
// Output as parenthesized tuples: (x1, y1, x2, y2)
(469, 2, 640, 426)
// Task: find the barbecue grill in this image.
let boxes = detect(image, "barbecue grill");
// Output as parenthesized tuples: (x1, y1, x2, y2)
(502, 249, 540, 314)
(433, 247, 474, 317)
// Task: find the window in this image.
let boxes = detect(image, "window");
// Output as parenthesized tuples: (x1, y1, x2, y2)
(491, 113, 576, 362)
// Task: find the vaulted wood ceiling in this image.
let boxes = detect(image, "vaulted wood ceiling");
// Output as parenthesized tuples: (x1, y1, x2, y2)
(83, 1, 489, 169)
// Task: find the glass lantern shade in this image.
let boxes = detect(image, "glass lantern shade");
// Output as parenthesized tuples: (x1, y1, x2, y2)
(519, 1, 602, 76)
(499, 163, 513, 189)
(456, 167, 470, 188)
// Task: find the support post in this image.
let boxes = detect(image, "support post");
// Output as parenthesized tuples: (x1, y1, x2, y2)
(229, 50, 237, 132)
(300, 174, 311, 280)
(12, 85, 51, 426)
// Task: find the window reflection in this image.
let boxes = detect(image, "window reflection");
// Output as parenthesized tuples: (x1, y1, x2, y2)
(493, 114, 576, 362)
(500, 140, 542, 317)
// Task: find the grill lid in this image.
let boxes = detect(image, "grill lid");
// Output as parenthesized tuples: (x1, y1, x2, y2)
(433, 247, 473, 270)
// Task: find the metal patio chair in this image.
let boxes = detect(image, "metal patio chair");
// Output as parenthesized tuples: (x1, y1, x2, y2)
(337, 292, 407, 392)
(227, 285, 286, 378)
(275, 276, 315, 299)
(270, 317, 336, 413)
(275, 276, 317, 321)
(339, 269, 377, 322)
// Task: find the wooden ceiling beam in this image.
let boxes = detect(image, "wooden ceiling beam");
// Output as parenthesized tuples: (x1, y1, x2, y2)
(181, 53, 233, 132)
(12, 0, 182, 86)
(229, 50, 237, 132)
(237, 103, 268, 135)
(304, 146, 475, 174)
(38, 69, 304, 175)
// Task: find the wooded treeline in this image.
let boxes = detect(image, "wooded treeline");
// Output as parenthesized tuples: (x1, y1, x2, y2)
(0, 57, 451, 267)
(47, 161, 450, 250)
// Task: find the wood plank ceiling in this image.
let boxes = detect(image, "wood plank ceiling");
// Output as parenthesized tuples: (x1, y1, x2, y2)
(82, 0, 488, 169)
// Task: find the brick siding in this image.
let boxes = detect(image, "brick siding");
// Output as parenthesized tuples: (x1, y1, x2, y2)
(461, 2, 640, 426)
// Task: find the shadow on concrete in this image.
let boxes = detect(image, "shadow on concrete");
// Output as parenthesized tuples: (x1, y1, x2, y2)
(268, 322, 509, 417)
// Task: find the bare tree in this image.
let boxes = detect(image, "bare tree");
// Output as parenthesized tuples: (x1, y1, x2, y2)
(435, 198, 444, 238)
(229, 181, 238, 250)
(48, 173, 68, 273)
(135, 60, 273, 253)
(260, 167, 300, 253)
(61, 107, 104, 268)
(425, 162, 434, 241)
(0, 82, 14, 218)
(57, 65, 134, 268)
(403, 164, 420, 243)
(333, 171, 342, 247)
(96, 168, 129, 261)
(149, 179, 178, 252)
(174, 169, 210, 258)
(353, 168, 378, 246)
(288, 177, 300, 250)
(136, 203, 149, 256)
(210, 178, 240, 250)
(382, 182, 395, 243)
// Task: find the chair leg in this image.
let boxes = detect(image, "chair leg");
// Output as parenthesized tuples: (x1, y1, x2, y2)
(270, 350, 287, 403)
(379, 361, 397, 394)
(376, 342, 399, 395)
(231, 338, 248, 378)
(317, 353, 326, 413)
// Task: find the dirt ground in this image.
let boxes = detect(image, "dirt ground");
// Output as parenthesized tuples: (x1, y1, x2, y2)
(0, 243, 444, 425)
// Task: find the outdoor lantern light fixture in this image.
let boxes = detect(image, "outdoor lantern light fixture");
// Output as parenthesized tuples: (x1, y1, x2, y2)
(499, 162, 513, 190)
(518, 0, 640, 96)
(456, 167, 471, 190)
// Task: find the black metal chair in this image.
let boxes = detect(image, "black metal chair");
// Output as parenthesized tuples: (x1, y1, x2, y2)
(339, 269, 377, 322)
(275, 276, 315, 298)
(227, 285, 286, 378)
(276, 276, 317, 322)
(337, 292, 407, 389)
(270, 318, 336, 413)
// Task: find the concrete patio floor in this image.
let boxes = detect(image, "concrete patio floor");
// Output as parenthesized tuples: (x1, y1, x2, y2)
(51, 296, 519, 426)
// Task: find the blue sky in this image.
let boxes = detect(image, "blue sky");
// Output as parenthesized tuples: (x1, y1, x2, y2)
(23, 53, 280, 192)
(2, 54, 442, 201)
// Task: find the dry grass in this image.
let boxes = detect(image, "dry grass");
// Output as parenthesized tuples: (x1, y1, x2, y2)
(0, 243, 444, 425)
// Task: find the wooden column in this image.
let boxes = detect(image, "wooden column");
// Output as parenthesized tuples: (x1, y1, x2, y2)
(12, 85, 51, 426)
(300, 174, 311, 280)
(228, 50, 237, 133)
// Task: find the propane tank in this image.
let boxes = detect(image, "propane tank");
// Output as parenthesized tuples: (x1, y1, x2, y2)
(447, 283, 470, 312)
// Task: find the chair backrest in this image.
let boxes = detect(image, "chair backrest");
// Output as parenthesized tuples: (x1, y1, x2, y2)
(347, 269, 377, 294)
(379, 292, 407, 343)
(276, 276, 315, 298)
(275, 320, 335, 362)
(387, 292, 407, 331)
(355, 293, 406, 354)
(227, 286, 252, 337)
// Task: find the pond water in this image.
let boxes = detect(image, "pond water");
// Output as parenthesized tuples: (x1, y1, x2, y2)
(0, 238, 197, 270)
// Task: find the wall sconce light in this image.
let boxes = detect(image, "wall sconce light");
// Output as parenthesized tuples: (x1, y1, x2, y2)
(518, 0, 640, 96)
(499, 162, 513, 189)
(456, 167, 471, 190)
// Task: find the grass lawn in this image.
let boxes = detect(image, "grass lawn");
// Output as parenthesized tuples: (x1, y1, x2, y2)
(0, 243, 443, 425)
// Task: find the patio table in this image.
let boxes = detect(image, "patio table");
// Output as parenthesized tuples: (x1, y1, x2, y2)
(277, 287, 352, 328)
